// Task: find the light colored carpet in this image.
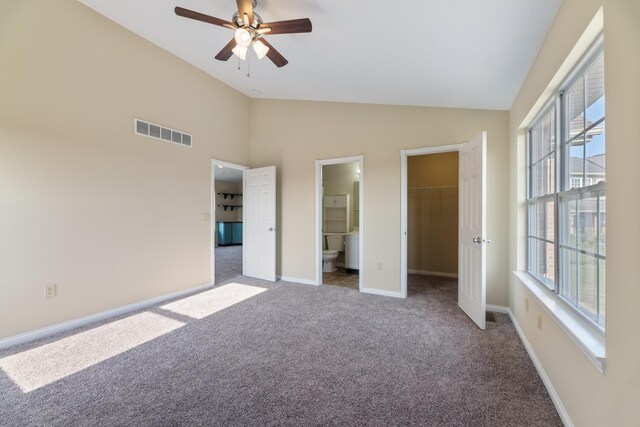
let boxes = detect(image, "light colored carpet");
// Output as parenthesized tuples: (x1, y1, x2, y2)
(0, 275, 561, 426)
(215, 245, 242, 284)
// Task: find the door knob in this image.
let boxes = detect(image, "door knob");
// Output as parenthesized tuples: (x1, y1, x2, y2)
(473, 237, 491, 244)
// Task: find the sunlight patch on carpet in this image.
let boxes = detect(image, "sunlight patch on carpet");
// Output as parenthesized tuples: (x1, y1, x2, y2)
(160, 283, 267, 319)
(0, 312, 184, 393)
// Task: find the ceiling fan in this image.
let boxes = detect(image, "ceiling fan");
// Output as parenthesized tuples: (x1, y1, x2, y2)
(175, 0, 312, 68)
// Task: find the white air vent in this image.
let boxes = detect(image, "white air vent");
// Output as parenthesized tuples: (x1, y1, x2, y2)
(134, 119, 192, 148)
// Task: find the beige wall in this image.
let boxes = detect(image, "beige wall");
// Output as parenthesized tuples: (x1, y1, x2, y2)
(0, 1, 250, 339)
(407, 153, 459, 275)
(323, 162, 359, 231)
(508, 0, 640, 425)
(250, 100, 509, 305)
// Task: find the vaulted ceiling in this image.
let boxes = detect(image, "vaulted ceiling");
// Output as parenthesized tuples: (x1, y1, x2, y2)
(79, 0, 562, 110)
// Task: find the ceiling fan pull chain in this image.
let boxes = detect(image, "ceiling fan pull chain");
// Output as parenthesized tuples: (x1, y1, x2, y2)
(237, 57, 241, 71)
(246, 55, 251, 78)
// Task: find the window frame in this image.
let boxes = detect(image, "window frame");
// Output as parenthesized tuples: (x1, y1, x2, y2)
(526, 96, 559, 291)
(526, 35, 606, 332)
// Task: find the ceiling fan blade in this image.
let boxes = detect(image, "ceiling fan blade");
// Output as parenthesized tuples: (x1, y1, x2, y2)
(259, 38, 288, 68)
(215, 38, 237, 61)
(236, 0, 254, 25)
(175, 7, 234, 28)
(260, 18, 312, 35)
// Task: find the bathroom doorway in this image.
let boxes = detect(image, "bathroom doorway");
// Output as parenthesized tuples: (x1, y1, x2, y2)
(211, 159, 247, 285)
(315, 156, 364, 290)
(402, 147, 460, 300)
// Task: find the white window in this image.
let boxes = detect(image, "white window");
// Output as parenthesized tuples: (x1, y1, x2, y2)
(527, 37, 606, 328)
(570, 177, 582, 188)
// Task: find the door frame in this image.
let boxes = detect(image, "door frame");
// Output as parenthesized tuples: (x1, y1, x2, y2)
(211, 159, 249, 284)
(315, 155, 364, 290)
(400, 144, 462, 298)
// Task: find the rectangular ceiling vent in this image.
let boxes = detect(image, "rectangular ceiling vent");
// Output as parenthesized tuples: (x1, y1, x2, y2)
(134, 119, 192, 148)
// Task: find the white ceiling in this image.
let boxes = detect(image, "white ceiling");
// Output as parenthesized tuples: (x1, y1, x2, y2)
(79, 0, 562, 110)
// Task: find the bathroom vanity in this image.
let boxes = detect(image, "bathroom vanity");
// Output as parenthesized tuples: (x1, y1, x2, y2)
(345, 231, 359, 273)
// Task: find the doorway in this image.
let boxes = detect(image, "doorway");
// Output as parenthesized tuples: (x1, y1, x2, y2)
(406, 151, 460, 302)
(401, 133, 488, 329)
(211, 159, 247, 285)
(401, 145, 462, 299)
(315, 156, 364, 290)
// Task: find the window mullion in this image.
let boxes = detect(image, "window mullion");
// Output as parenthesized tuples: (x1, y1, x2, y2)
(554, 193, 560, 293)
(543, 190, 547, 280)
(582, 76, 587, 187)
(555, 93, 563, 294)
(596, 194, 601, 323)
(574, 197, 579, 305)
(559, 91, 566, 192)
(526, 129, 531, 278)
(528, 129, 532, 199)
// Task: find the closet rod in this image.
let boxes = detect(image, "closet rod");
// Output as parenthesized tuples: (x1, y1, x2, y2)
(408, 185, 458, 191)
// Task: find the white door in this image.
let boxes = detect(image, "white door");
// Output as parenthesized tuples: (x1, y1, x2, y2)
(243, 166, 276, 281)
(458, 132, 487, 329)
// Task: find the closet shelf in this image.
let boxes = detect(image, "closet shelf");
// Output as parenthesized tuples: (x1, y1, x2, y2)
(217, 204, 243, 211)
(217, 192, 243, 200)
(323, 195, 350, 234)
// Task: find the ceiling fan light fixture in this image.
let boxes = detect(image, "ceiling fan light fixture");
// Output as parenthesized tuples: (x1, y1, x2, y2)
(232, 44, 247, 60)
(234, 28, 252, 47)
(253, 39, 269, 59)
(175, 2, 311, 68)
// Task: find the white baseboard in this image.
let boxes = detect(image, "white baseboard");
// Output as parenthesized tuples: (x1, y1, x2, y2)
(486, 304, 510, 314)
(278, 276, 318, 286)
(0, 282, 214, 351)
(361, 287, 404, 299)
(508, 310, 574, 427)
(408, 269, 458, 278)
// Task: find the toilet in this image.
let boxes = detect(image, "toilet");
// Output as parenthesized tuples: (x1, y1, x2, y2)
(323, 234, 344, 273)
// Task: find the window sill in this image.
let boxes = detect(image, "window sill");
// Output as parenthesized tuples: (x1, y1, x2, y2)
(512, 271, 607, 375)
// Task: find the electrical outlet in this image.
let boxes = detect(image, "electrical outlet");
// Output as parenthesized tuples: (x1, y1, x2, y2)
(45, 284, 57, 299)
(525, 298, 529, 313)
(377, 262, 383, 271)
(537, 313, 542, 330)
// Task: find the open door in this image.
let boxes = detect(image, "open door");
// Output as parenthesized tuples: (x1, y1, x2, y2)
(458, 132, 487, 329)
(243, 166, 276, 282)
